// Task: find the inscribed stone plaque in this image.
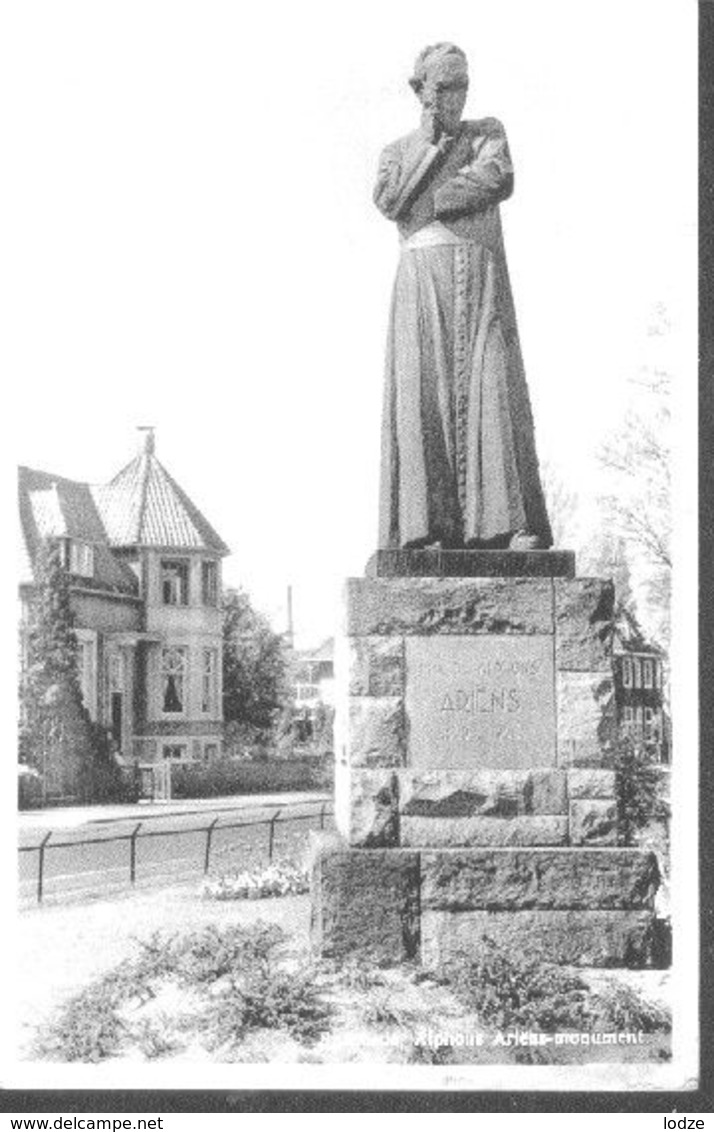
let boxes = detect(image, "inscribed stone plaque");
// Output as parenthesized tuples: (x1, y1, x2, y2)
(405, 636, 556, 769)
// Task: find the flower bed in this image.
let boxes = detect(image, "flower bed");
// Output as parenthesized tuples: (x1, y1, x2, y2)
(203, 863, 309, 901)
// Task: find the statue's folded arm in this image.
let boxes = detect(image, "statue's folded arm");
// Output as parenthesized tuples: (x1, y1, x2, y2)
(373, 135, 445, 221)
(434, 128, 515, 218)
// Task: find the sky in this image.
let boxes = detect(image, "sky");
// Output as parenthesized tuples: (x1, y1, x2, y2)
(3, 0, 697, 645)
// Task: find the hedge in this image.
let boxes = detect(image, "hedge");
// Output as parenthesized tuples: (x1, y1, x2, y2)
(170, 756, 333, 799)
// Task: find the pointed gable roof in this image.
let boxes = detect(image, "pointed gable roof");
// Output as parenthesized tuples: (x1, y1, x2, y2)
(612, 604, 664, 656)
(18, 467, 140, 595)
(91, 431, 229, 555)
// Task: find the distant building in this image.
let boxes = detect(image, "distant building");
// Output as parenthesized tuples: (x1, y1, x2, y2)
(290, 638, 335, 736)
(19, 429, 230, 797)
(612, 606, 669, 761)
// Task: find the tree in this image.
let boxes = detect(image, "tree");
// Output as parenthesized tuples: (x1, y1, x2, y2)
(599, 372, 671, 572)
(581, 532, 635, 611)
(222, 587, 288, 745)
(19, 540, 95, 802)
(597, 313, 671, 648)
(540, 460, 579, 549)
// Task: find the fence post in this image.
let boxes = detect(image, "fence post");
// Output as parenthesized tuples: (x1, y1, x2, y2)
(268, 809, 281, 862)
(204, 818, 219, 875)
(129, 822, 142, 885)
(320, 802, 327, 830)
(37, 831, 52, 905)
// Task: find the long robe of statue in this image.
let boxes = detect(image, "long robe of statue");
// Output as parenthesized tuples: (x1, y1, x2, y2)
(374, 44, 552, 551)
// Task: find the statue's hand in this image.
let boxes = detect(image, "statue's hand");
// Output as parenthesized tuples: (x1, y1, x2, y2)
(420, 110, 441, 147)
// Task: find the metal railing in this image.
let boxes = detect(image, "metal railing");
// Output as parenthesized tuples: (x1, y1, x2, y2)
(19, 799, 333, 906)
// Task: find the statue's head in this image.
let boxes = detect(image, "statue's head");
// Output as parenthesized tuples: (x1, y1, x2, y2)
(409, 43, 469, 135)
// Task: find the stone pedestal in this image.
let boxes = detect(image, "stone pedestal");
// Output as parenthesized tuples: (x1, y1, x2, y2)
(311, 557, 661, 968)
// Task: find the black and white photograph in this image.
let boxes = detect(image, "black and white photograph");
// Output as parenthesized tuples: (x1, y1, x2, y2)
(3, 0, 699, 1101)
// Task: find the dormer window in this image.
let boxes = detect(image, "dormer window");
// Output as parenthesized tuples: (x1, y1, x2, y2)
(66, 540, 94, 579)
(161, 558, 189, 605)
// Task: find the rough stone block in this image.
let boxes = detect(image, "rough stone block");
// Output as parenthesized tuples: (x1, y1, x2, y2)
(348, 636, 404, 696)
(340, 769, 399, 847)
(567, 769, 617, 799)
(555, 578, 615, 671)
(570, 799, 619, 845)
(420, 848, 660, 911)
(530, 769, 569, 814)
(557, 672, 617, 764)
(345, 577, 554, 637)
(421, 909, 658, 968)
(398, 769, 568, 818)
(348, 696, 405, 767)
(400, 769, 531, 818)
(310, 837, 420, 962)
(400, 815, 568, 848)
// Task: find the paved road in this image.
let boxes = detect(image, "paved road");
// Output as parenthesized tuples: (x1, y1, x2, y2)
(18, 789, 330, 833)
(18, 793, 333, 908)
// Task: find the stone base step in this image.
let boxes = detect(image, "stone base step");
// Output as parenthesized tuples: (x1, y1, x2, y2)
(365, 548, 576, 579)
(310, 834, 663, 969)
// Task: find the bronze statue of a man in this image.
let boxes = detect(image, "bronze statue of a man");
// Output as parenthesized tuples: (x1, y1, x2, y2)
(374, 43, 552, 550)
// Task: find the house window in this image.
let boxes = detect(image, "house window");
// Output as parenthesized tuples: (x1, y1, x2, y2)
(202, 560, 218, 606)
(644, 707, 659, 741)
(622, 706, 635, 735)
(76, 636, 97, 719)
(632, 657, 642, 689)
(161, 647, 187, 713)
(642, 659, 654, 689)
(107, 652, 124, 694)
(204, 743, 218, 762)
(161, 559, 189, 605)
(162, 744, 188, 761)
(296, 682, 319, 704)
(622, 657, 633, 688)
(201, 648, 218, 714)
(67, 540, 94, 578)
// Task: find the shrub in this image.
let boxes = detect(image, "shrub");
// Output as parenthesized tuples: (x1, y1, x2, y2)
(18, 768, 43, 810)
(33, 978, 127, 1062)
(590, 982, 671, 1033)
(443, 938, 594, 1033)
(132, 1016, 184, 1060)
(162, 923, 286, 988)
(206, 969, 333, 1049)
(441, 938, 671, 1063)
(361, 990, 419, 1030)
(607, 737, 670, 847)
(33, 922, 335, 1062)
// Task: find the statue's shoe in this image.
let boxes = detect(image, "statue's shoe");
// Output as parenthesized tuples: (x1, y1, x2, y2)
(508, 530, 542, 550)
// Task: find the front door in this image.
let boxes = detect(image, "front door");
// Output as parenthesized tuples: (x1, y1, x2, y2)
(107, 651, 126, 753)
